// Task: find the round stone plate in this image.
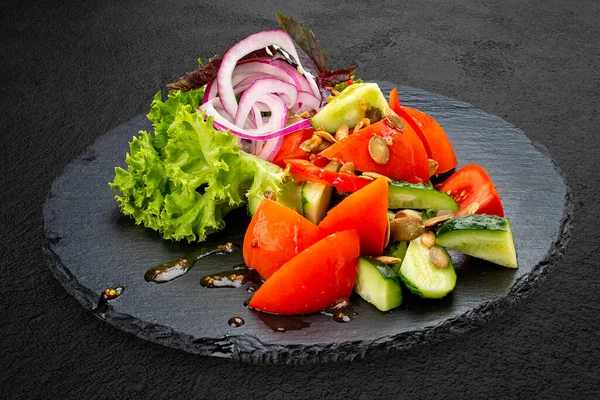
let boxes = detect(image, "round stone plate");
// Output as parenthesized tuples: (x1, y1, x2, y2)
(42, 82, 571, 363)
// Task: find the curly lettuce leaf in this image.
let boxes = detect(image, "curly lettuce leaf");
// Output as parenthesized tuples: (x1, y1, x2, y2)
(110, 88, 287, 242)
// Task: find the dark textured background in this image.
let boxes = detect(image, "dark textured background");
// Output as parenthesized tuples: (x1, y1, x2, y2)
(2, 0, 599, 398)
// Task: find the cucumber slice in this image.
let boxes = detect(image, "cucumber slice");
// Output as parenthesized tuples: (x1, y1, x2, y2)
(355, 257, 403, 312)
(247, 181, 303, 216)
(399, 237, 457, 299)
(384, 240, 407, 274)
(301, 161, 340, 224)
(435, 214, 518, 268)
(311, 82, 388, 132)
(388, 180, 459, 211)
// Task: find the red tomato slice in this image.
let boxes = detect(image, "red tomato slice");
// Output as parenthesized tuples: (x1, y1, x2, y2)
(243, 199, 322, 280)
(437, 164, 504, 217)
(389, 88, 458, 174)
(285, 158, 370, 193)
(319, 119, 430, 183)
(271, 128, 314, 168)
(318, 176, 389, 256)
(248, 229, 360, 315)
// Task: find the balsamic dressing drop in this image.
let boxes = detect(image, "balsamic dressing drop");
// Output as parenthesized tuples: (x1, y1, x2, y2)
(144, 242, 236, 283)
(92, 286, 124, 316)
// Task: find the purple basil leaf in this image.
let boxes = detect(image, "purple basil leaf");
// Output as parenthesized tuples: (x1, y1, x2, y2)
(276, 13, 328, 74)
(166, 49, 273, 91)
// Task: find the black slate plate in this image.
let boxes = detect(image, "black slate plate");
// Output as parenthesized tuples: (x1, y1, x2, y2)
(42, 82, 571, 363)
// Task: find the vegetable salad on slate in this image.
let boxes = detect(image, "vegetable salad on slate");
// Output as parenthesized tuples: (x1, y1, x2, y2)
(110, 14, 517, 317)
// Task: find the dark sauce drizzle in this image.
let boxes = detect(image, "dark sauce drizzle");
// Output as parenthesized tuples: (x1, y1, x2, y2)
(144, 242, 236, 283)
(92, 286, 124, 316)
(148, 244, 357, 328)
(228, 317, 245, 327)
(253, 311, 311, 333)
(321, 299, 356, 323)
(200, 264, 262, 288)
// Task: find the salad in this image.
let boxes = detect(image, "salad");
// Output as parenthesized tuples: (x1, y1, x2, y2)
(110, 14, 517, 318)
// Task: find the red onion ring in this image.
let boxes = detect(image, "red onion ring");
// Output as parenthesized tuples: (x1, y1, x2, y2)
(200, 30, 321, 160)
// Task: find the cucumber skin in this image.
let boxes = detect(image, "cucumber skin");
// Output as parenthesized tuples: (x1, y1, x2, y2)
(355, 257, 403, 312)
(436, 214, 510, 236)
(399, 239, 457, 299)
(388, 180, 459, 211)
(385, 240, 407, 274)
(435, 214, 518, 269)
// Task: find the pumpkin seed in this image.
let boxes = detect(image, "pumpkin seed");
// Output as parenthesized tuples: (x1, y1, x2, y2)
(384, 107, 404, 131)
(286, 114, 304, 126)
(375, 255, 402, 265)
(300, 135, 323, 152)
(420, 231, 436, 249)
(423, 214, 454, 228)
(357, 175, 375, 181)
(368, 135, 390, 165)
(339, 162, 355, 174)
(428, 159, 439, 177)
(390, 217, 424, 242)
(353, 118, 370, 134)
(315, 130, 337, 143)
(429, 246, 450, 268)
(361, 171, 392, 183)
(335, 124, 349, 141)
(395, 209, 423, 220)
(384, 218, 391, 248)
(314, 141, 331, 152)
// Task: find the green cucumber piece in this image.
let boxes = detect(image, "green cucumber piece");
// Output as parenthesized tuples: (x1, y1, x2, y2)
(435, 214, 518, 268)
(311, 82, 388, 133)
(355, 257, 403, 312)
(388, 180, 459, 211)
(399, 237, 457, 299)
(301, 161, 340, 224)
(247, 180, 303, 216)
(384, 240, 407, 274)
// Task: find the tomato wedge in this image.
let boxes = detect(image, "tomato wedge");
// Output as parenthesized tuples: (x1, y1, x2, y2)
(318, 176, 389, 256)
(319, 119, 430, 183)
(389, 88, 458, 174)
(248, 229, 360, 315)
(271, 127, 315, 168)
(437, 164, 504, 217)
(243, 199, 322, 280)
(285, 158, 370, 193)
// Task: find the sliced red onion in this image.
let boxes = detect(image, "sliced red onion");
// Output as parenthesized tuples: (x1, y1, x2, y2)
(212, 116, 311, 140)
(217, 30, 314, 117)
(232, 60, 296, 88)
(202, 80, 217, 103)
(291, 91, 321, 114)
(256, 136, 283, 161)
(200, 30, 325, 160)
(269, 59, 311, 93)
(234, 78, 297, 126)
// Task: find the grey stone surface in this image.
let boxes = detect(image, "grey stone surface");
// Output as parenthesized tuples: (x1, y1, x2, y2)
(2, 0, 599, 398)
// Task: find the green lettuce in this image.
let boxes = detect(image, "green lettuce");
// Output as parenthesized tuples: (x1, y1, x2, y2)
(109, 88, 287, 242)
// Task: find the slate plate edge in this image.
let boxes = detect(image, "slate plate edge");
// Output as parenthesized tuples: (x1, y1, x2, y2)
(41, 86, 574, 364)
